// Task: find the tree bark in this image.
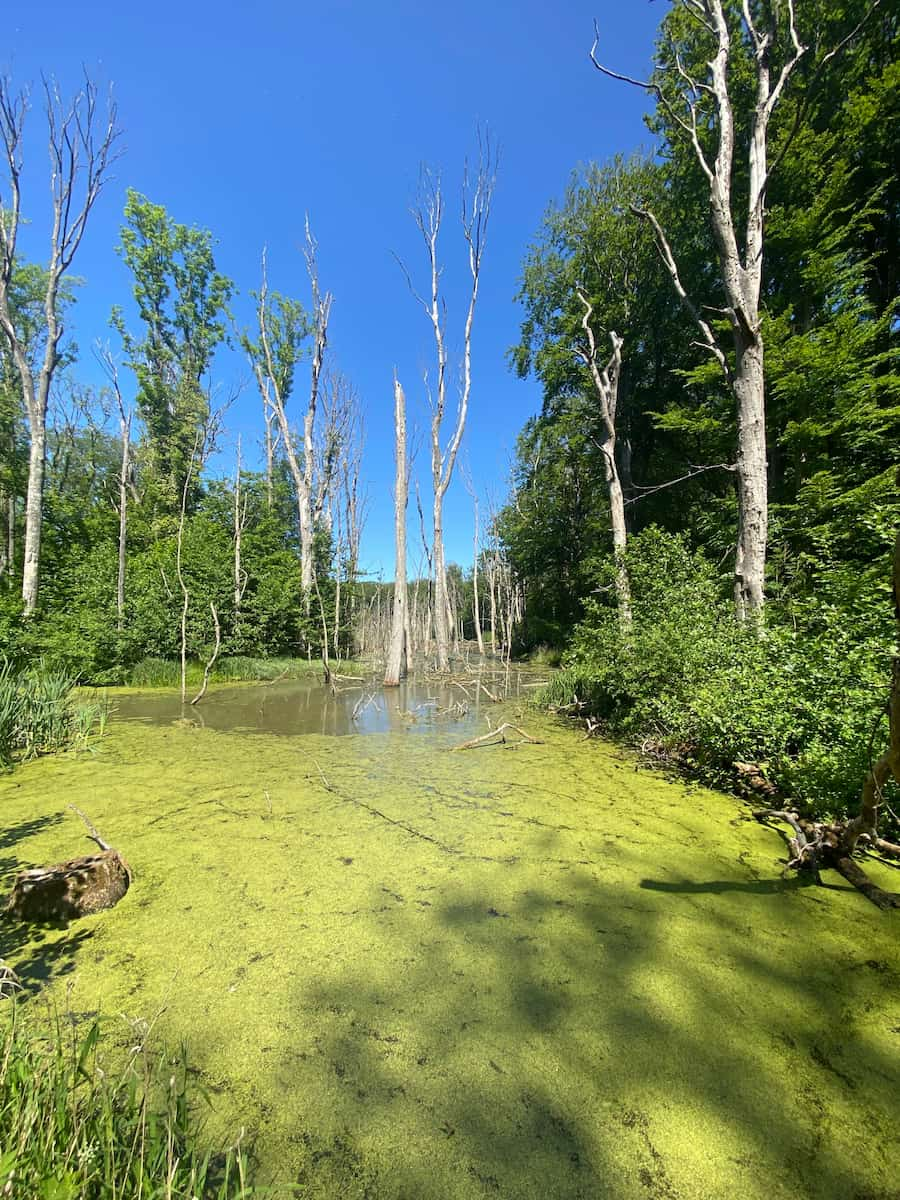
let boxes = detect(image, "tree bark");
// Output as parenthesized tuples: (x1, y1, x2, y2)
(596, 1, 805, 618)
(0, 76, 119, 615)
(384, 377, 409, 686)
(5, 493, 13, 578)
(577, 291, 631, 630)
(116, 410, 130, 630)
(21, 419, 45, 613)
(733, 337, 767, 616)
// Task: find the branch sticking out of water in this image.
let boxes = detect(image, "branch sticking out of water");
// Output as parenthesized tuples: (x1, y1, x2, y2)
(451, 723, 542, 752)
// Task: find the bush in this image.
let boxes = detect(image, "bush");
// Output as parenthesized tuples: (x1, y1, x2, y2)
(544, 527, 895, 820)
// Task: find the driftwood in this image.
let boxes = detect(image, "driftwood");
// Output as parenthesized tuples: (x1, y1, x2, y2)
(0, 958, 21, 998)
(451, 723, 542, 751)
(4, 807, 131, 924)
(754, 810, 900, 912)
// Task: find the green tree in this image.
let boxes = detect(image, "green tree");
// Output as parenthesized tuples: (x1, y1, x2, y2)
(112, 190, 233, 512)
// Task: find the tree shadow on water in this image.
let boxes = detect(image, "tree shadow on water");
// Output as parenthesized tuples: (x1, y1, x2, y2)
(0, 917, 95, 996)
(640, 875, 817, 896)
(269, 851, 898, 1200)
(0, 811, 65, 854)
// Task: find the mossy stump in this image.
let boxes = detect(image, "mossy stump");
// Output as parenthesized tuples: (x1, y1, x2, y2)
(5, 849, 131, 923)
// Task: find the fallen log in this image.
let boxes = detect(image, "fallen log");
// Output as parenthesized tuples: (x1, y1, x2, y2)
(4, 808, 131, 924)
(754, 810, 900, 911)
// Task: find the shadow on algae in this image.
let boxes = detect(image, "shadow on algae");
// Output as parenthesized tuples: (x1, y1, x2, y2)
(0, 686, 898, 1200)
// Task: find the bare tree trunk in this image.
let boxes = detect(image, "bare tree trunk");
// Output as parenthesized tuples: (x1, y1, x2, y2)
(489, 557, 497, 654)
(300, 225, 331, 607)
(116, 412, 130, 630)
(0, 76, 119, 615)
(191, 603, 221, 706)
(576, 292, 631, 629)
(733, 338, 767, 617)
(385, 377, 409, 686)
(5, 493, 13, 578)
(0, 492, 6, 577)
(263, 381, 277, 509)
(593, 2, 806, 618)
(233, 435, 246, 615)
(400, 145, 496, 671)
(21, 422, 45, 612)
(250, 235, 332, 630)
(463, 472, 485, 655)
(174, 437, 202, 705)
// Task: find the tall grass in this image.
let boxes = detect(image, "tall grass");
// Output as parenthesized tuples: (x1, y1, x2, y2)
(0, 661, 108, 769)
(0, 1008, 250, 1198)
(126, 655, 331, 688)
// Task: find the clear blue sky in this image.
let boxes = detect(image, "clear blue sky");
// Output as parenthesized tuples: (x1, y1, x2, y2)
(7, 0, 662, 576)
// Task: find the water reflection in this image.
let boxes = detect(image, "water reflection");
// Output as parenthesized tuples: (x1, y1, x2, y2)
(110, 670, 537, 738)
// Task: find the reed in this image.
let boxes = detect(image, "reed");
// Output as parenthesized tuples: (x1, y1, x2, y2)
(0, 1008, 250, 1198)
(0, 660, 108, 768)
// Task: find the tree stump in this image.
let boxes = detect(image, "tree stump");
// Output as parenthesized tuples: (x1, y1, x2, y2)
(5, 849, 131, 923)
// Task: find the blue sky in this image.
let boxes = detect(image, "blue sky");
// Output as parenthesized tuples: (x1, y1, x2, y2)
(7, 0, 662, 576)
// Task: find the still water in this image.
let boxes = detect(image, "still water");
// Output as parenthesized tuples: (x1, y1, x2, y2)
(111, 669, 540, 738)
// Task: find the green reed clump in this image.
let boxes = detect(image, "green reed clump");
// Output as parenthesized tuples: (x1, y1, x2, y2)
(0, 1009, 250, 1199)
(126, 655, 330, 687)
(0, 661, 107, 768)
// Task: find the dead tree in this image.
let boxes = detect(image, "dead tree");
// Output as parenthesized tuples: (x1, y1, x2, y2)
(249, 231, 333, 617)
(233, 435, 248, 615)
(0, 73, 120, 614)
(384, 377, 410, 686)
(398, 139, 497, 670)
(95, 344, 131, 630)
(462, 467, 486, 655)
(5, 807, 130, 923)
(336, 393, 366, 658)
(591, 3, 807, 618)
(575, 289, 631, 628)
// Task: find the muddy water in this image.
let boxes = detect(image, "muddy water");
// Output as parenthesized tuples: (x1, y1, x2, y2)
(111, 670, 542, 738)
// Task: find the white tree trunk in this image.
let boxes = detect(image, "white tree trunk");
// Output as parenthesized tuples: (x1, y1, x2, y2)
(733, 337, 767, 617)
(233, 436, 244, 615)
(117, 413, 130, 630)
(6, 494, 13, 578)
(384, 378, 409, 686)
(597, 1, 805, 618)
(21, 419, 45, 615)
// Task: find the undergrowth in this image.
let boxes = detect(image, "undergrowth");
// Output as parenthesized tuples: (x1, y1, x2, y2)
(0, 1007, 251, 1199)
(125, 656, 337, 688)
(0, 661, 108, 769)
(540, 527, 897, 824)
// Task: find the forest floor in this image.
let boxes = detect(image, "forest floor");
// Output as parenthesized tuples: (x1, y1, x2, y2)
(1, 685, 898, 1199)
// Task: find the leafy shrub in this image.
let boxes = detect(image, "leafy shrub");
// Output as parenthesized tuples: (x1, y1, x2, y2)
(544, 527, 895, 820)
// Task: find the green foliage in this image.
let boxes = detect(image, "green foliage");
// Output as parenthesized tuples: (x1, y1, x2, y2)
(545, 529, 895, 820)
(112, 191, 233, 510)
(0, 1010, 249, 1198)
(0, 661, 107, 769)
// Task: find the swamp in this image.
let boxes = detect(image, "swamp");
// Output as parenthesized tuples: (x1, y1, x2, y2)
(2, 0, 899, 1195)
(2, 672, 898, 1198)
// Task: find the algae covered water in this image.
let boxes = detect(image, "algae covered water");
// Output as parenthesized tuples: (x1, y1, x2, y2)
(1, 679, 898, 1199)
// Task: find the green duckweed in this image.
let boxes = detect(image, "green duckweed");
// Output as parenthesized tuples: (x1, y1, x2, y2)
(1, 693, 897, 1199)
